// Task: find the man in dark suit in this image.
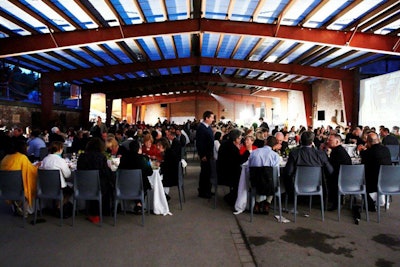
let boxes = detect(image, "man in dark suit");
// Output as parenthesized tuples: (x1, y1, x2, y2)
(166, 129, 182, 160)
(380, 127, 399, 145)
(283, 131, 334, 198)
(325, 133, 352, 211)
(360, 132, 392, 210)
(196, 110, 215, 198)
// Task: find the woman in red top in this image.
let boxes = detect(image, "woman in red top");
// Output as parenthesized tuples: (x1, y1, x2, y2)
(239, 135, 257, 155)
(141, 133, 162, 161)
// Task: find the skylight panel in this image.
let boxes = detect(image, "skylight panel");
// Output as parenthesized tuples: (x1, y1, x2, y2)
(102, 43, 133, 64)
(201, 33, 220, 57)
(232, 36, 259, 60)
(200, 66, 212, 73)
(139, 0, 165, 22)
(69, 47, 104, 66)
(230, 0, 257, 21)
(111, 0, 143, 24)
(170, 67, 180, 74)
(264, 40, 296, 63)
(166, 0, 189, 20)
(86, 44, 119, 65)
(155, 36, 176, 60)
(0, 17, 31, 36)
(136, 37, 162, 61)
(303, 0, 348, 28)
(374, 19, 400, 35)
(23, 0, 76, 31)
(55, 0, 98, 29)
(204, 0, 230, 19)
(328, 51, 367, 67)
(174, 35, 190, 58)
(37, 52, 76, 69)
(159, 68, 169, 75)
(1, 1, 48, 33)
(181, 66, 191, 73)
(21, 55, 61, 71)
(248, 38, 279, 61)
(217, 35, 240, 58)
(283, 0, 319, 26)
(88, 0, 119, 27)
(254, 0, 287, 24)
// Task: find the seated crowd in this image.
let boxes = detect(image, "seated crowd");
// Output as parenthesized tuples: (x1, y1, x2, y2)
(0, 115, 399, 224)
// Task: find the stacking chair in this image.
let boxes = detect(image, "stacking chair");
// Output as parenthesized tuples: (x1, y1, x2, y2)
(0, 170, 25, 226)
(114, 169, 147, 226)
(377, 165, 400, 223)
(293, 166, 324, 222)
(72, 170, 102, 226)
(385, 145, 399, 165)
(337, 165, 369, 222)
(34, 169, 64, 225)
(249, 166, 282, 222)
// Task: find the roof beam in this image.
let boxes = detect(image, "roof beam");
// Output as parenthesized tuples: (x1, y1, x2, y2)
(1, 18, 399, 58)
(44, 56, 352, 82)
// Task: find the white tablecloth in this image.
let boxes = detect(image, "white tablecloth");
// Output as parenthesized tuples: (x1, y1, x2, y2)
(147, 169, 172, 216)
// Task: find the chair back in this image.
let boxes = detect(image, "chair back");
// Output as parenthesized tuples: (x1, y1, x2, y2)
(249, 166, 277, 195)
(73, 170, 101, 199)
(115, 169, 143, 198)
(386, 145, 399, 163)
(338, 165, 365, 192)
(294, 166, 322, 193)
(0, 170, 24, 200)
(39, 147, 49, 161)
(178, 161, 184, 188)
(37, 169, 62, 198)
(378, 165, 400, 194)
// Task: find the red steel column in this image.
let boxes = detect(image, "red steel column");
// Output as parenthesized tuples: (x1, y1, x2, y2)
(39, 74, 54, 130)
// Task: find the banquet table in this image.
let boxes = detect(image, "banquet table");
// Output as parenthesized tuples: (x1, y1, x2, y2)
(147, 169, 172, 216)
(234, 158, 287, 215)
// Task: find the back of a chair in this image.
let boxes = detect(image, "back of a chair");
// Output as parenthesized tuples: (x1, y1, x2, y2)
(386, 145, 399, 163)
(338, 164, 365, 192)
(74, 170, 101, 198)
(39, 147, 49, 161)
(249, 166, 277, 195)
(115, 169, 143, 198)
(0, 170, 24, 200)
(37, 169, 62, 198)
(378, 165, 400, 194)
(294, 166, 322, 193)
(178, 161, 184, 187)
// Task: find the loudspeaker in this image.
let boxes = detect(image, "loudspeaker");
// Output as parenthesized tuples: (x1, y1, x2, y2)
(160, 103, 167, 108)
(317, 110, 325, 121)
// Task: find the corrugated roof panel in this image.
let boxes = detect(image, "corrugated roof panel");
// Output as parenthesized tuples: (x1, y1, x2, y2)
(0, 17, 31, 36)
(87, 0, 119, 27)
(249, 38, 279, 61)
(328, 0, 386, 30)
(137, 37, 162, 61)
(110, 0, 143, 24)
(23, 0, 76, 31)
(1, 1, 48, 34)
(223, 68, 236, 75)
(217, 35, 240, 58)
(53, 50, 90, 68)
(237, 69, 250, 77)
(310, 47, 353, 67)
(230, 0, 258, 22)
(125, 73, 136, 79)
(169, 67, 180, 74)
(328, 51, 368, 67)
(303, 0, 350, 28)
(135, 71, 147, 77)
(102, 43, 133, 64)
(81, 79, 94, 83)
(200, 65, 212, 73)
(159, 68, 169, 75)
(202, 33, 220, 57)
(53, 0, 98, 29)
(181, 66, 191, 73)
(103, 75, 115, 81)
(283, 0, 320, 26)
(254, 0, 288, 24)
(155, 36, 176, 59)
(174, 35, 190, 58)
(165, 0, 188, 20)
(69, 47, 104, 66)
(20, 55, 61, 71)
(6, 57, 43, 71)
(345, 54, 383, 69)
(37, 52, 76, 69)
(92, 77, 103, 82)
(139, 0, 165, 22)
(86, 44, 119, 65)
(233, 36, 260, 60)
(280, 74, 299, 82)
(279, 43, 315, 64)
(204, 0, 230, 19)
(264, 40, 297, 63)
(374, 18, 400, 35)
(247, 70, 262, 78)
(114, 74, 125, 80)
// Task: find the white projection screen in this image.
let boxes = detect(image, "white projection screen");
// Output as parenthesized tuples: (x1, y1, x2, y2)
(359, 70, 400, 129)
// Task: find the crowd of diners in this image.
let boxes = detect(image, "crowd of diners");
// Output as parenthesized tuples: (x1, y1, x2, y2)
(0, 114, 399, 224)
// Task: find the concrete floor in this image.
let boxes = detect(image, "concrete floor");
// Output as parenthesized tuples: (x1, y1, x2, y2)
(1, 159, 399, 267)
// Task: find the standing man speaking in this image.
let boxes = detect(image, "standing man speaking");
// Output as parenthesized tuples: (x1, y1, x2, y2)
(196, 110, 215, 199)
